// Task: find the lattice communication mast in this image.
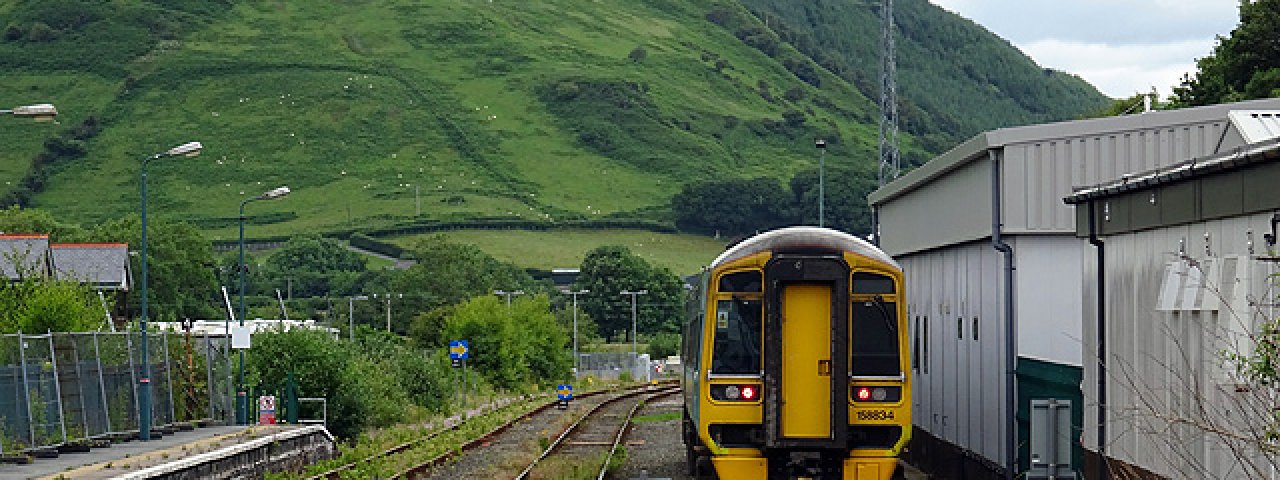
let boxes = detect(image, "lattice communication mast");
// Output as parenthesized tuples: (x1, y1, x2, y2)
(877, 0, 900, 186)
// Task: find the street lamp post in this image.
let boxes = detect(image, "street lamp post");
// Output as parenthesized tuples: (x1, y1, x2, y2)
(815, 139, 827, 228)
(139, 141, 202, 440)
(373, 293, 402, 332)
(563, 289, 590, 378)
(348, 295, 369, 341)
(236, 186, 290, 425)
(493, 289, 524, 307)
(619, 290, 648, 355)
(2, 103, 57, 122)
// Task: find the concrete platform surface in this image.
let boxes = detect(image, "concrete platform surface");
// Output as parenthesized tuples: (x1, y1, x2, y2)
(0, 425, 300, 480)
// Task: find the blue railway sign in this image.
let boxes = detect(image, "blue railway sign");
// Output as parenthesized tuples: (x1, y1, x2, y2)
(557, 384, 573, 401)
(449, 340, 469, 360)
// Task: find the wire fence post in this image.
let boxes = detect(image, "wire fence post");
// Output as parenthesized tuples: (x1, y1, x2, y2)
(204, 333, 215, 421)
(163, 332, 175, 425)
(93, 332, 112, 434)
(70, 334, 89, 438)
(46, 332, 67, 445)
(126, 331, 140, 431)
(224, 337, 234, 424)
(18, 332, 35, 448)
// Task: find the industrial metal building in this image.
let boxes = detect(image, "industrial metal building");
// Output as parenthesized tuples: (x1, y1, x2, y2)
(1065, 135, 1280, 479)
(867, 97, 1280, 479)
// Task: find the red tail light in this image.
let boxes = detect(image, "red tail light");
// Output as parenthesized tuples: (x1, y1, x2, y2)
(710, 384, 762, 401)
(851, 385, 902, 403)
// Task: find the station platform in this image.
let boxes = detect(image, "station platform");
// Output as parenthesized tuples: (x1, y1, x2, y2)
(0, 424, 305, 480)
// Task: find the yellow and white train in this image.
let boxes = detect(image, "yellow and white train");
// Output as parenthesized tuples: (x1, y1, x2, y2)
(682, 226, 910, 480)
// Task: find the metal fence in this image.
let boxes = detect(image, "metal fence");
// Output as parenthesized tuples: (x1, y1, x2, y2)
(0, 331, 234, 454)
(577, 352, 651, 382)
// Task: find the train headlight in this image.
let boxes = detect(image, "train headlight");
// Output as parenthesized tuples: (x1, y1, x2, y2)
(741, 385, 757, 400)
(856, 387, 872, 401)
(872, 388, 888, 401)
(725, 385, 740, 400)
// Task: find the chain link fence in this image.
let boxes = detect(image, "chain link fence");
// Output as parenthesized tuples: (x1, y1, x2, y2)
(577, 352, 651, 382)
(0, 331, 233, 454)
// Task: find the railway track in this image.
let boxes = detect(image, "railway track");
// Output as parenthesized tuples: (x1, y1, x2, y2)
(380, 382, 676, 480)
(307, 394, 546, 479)
(514, 385, 681, 480)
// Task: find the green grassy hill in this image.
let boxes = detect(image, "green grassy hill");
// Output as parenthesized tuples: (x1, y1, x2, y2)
(1, 0, 1108, 254)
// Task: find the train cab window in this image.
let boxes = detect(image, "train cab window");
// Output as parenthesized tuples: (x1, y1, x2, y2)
(851, 298, 900, 376)
(852, 272, 895, 294)
(719, 271, 762, 293)
(711, 298, 763, 375)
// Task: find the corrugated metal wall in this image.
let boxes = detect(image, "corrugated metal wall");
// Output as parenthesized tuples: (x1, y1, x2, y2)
(879, 156, 992, 257)
(903, 241, 1006, 465)
(1078, 211, 1280, 478)
(1002, 120, 1232, 234)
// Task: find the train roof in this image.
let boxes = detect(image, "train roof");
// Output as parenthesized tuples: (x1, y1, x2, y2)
(708, 226, 900, 271)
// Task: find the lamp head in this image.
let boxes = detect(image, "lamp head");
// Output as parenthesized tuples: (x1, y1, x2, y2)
(12, 103, 57, 122)
(166, 141, 203, 158)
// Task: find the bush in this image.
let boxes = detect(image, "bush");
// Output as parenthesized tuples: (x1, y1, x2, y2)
(628, 46, 647, 63)
(4, 23, 24, 41)
(647, 332, 681, 360)
(26, 22, 55, 42)
(443, 295, 571, 389)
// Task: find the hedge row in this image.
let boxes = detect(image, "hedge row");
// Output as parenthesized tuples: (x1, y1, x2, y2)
(213, 217, 679, 252)
(348, 233, 409, 259)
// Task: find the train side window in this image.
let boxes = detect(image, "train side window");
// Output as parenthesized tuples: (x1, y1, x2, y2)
(852, 272, 895, 294)
(718, 271, 762, 293)
(851, 298, 900, 376)
(710, 299, 763, 375)
(973, 317, 979, 341)
(957, 317, 963, 339)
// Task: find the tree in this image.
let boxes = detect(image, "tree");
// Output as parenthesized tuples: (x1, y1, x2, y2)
(0, 277, 101, 333)
(1171, 0, 1280, 106)
(671, 177, 795, 236)
(575, 245, 686, 341)
(391, 235, 540, 310)
(89, 215, 219, 320)
(389, 235, 544, 335)
(790, 165, 878, 236)
(0, 206, 87, 241)
(628, 45, 648, 63)
(264, 234, 366, 298)
(443, 294, 570, 389)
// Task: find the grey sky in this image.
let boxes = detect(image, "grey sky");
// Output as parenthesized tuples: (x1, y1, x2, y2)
(928, 0, 1240, 98)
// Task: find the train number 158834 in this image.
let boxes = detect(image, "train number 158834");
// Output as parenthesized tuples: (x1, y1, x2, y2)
(855, 409, 895, 421)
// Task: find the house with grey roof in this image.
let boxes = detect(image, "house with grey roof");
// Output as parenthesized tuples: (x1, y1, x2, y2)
(0, 235, 133, 329)
(49, 243, 132, 291)
(0, 233, 52, 280)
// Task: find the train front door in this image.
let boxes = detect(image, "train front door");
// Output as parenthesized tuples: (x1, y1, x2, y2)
(764, 253, 849, 449)
(781, 283, 832, 438)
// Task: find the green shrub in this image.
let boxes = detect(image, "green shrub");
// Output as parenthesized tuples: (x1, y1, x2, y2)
(646, 332, 681, 360)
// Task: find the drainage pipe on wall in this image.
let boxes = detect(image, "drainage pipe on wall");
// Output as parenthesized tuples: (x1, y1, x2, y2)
(989, 149, 1016, 480)
(1087, 200, 1108, 480)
